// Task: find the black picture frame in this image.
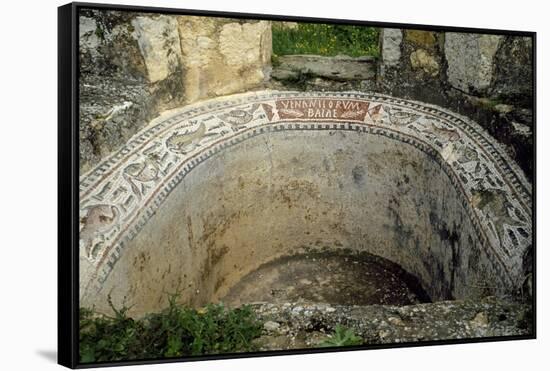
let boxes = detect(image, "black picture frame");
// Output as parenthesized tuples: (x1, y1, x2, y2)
(58, 2, 536, 369)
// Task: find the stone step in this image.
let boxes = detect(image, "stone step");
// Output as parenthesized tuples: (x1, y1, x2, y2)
(272, 54, 377, 82)
(252, 298, 532, 350)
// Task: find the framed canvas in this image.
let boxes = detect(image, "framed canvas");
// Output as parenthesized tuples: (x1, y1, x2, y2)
(58, 2, 536, 368)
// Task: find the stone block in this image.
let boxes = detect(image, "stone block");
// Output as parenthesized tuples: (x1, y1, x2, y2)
(405, 30, 437, 49)
(178, 16, 271, 103)
(410, 49, 439, 76)
(445, 33, 503, 94)
(131, 15, 182, 84)
(381, 28, 403, 67)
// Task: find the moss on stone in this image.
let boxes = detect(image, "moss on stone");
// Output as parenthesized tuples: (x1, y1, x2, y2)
(405, 30, 438, 49)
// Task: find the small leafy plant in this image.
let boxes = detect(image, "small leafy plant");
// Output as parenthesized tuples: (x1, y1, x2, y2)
(319, 325, 363, 347)
(79, 294, 262, 363)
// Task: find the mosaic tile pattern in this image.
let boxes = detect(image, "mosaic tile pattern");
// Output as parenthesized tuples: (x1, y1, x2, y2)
(79, 91, 532, 293)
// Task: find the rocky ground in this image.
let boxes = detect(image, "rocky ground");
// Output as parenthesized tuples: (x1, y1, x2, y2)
(251, 298, 532, 351)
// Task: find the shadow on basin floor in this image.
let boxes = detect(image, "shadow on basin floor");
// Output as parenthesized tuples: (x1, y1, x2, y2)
(222, 250, 431, 307)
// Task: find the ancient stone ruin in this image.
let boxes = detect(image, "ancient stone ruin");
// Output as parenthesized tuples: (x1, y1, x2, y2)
(79, 11, 533, 344)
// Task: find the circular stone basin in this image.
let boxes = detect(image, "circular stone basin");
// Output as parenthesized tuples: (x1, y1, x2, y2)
(79, 91, 532, 317)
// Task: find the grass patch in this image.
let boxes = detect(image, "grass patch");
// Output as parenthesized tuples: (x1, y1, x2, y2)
(319, 325, 363, 347)
(272, 22, 379, 58)
(79, 294, 262, 363)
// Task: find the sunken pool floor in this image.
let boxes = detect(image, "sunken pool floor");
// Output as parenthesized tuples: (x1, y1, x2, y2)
(222, 251, 431, 307)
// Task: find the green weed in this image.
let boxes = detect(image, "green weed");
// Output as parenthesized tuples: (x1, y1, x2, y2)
(79, 293, 262, 363)
(319, 324, 363, 347)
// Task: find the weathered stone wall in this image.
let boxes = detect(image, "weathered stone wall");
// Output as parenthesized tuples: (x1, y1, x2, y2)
(80, 12, 532, 181)
(379, 29, 533, 104)
(79, 9, 271, 173)
(378, 29, 533, 180)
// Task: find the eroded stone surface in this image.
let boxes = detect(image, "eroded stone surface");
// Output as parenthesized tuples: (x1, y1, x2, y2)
(79, 11, 272, 172)
(405, 30, 437, 49)
(410, 49, 439, 76)
(79, 91, 532, 316)
(491, 36, 533, 103)
(178, 16, 272, 102)
(381, 28, 403, 67)
(252, 298, 532, 349)
(79, 74, 153, 174)
(132, 16, 182, 83)
(272, 54, 376, 82)
(445, 33, 503, 94)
